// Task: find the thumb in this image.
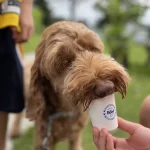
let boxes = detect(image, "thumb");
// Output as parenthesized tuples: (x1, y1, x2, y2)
(118, 117, 141, 135)
(10, 27, 18, 38)
(11, 26, 17, 32)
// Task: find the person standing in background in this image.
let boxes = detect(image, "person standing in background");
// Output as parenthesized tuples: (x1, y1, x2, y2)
(0, 0, 34, 150)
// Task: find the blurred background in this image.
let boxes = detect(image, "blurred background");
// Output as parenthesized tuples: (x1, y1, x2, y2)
(9, 0, 150, 149)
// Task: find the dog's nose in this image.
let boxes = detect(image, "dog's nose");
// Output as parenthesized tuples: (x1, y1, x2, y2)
(94, 81, 115, 98)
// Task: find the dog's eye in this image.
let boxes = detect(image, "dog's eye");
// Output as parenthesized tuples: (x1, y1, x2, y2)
(55, 57, 74, 74)
(62, 59, 72, 67)
(55, 49, 75, 73)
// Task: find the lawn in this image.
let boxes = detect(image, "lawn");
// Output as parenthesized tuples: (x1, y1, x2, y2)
(13, 31, 150, 150)
(23, 33, 41, 53)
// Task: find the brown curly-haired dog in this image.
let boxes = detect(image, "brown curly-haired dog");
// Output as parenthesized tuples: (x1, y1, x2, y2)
(26, 21, 130, 150)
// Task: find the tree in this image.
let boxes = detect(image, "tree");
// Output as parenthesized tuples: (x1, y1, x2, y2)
(34, 0, 53, 26)
(68, 0, 86, 21)
(34, 0, 64, 27)
(95, 0, 148, 68)
(69, 0, 77, 21)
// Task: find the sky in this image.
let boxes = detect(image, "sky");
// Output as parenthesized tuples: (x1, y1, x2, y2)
(48, 0, 150, 27)
(47, 0, 150, 42)
(48, 0, 104, 27)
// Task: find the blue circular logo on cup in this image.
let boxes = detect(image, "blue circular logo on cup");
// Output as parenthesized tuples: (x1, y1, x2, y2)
(103, 104, 116, 120)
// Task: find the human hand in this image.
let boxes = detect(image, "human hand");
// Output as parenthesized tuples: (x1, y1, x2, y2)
(93, 117, 150, 150)
(12, 3, 34, 43)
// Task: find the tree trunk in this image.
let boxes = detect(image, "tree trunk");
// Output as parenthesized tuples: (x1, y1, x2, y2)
(70, 0, 77, 21)
(111, 50, 117, 60)
(122, 53, 129, 68)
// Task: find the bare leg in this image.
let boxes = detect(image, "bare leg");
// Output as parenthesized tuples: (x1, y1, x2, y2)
(69, 133, 82, 150)
(10, 112, 23, 138)
(0, 111, 8, 150)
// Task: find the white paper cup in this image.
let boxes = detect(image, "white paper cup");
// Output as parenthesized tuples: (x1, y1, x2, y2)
(88, 94, 118, 131)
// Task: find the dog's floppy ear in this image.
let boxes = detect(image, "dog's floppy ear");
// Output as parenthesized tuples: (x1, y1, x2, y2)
(26, 40, 46, 121)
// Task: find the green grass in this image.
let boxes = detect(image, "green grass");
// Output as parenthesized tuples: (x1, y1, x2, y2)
(13, 67, 150, 150)
(23, 33, 41, 53)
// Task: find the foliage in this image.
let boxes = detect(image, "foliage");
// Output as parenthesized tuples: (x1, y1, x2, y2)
(95, 0, 148, 67)
(34, 0, 64, 27)
(34, 0, 52, 26)
(32, 7, 45, 33)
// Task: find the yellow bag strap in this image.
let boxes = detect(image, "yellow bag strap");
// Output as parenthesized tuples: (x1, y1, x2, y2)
(17, 44, 24, 59)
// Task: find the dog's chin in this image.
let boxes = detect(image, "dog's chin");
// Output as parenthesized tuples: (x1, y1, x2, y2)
(58, 94, 80, 111)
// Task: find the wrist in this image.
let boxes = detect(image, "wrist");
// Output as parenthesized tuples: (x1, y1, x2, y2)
(21, 0, 33, 5)
(20, 2, 33, 13)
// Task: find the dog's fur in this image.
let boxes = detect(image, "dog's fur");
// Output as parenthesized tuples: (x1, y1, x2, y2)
(140, 95, 150, 128)
(15, 21, 129, 150)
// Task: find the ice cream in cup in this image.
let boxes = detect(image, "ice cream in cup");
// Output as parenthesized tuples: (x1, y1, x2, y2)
(88, 94, 118, 131)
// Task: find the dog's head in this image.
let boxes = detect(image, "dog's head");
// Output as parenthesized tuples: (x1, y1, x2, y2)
(26, 21, 130, 121)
